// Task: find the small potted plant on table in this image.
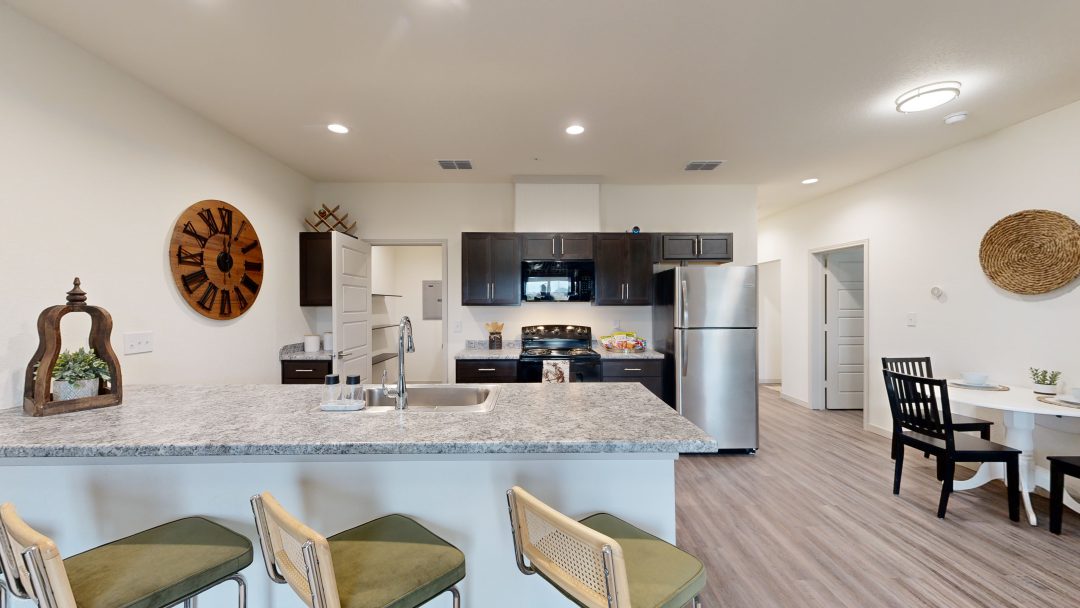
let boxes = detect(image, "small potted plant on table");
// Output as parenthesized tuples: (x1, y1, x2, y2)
(1030, 368, 1062, 395)
(51, 348, 111, 401)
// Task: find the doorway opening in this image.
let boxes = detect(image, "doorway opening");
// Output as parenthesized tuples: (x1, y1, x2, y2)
(758, 259, 782, 395)
(369, 241, 448, 385)
(809, 242, 869, 421)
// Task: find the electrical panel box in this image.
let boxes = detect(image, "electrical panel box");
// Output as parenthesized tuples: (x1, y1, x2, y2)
(423, 280, 442, 320)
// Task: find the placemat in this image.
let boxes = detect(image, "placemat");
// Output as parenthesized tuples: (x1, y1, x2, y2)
(1037, 396, 1080, 410)
(947, 381, 1010, 392)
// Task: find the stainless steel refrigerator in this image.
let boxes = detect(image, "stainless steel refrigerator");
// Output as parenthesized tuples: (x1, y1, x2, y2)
(653, 266, 758, 452)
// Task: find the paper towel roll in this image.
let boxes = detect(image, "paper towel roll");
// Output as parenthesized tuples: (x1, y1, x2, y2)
(303, 335, 321, 353)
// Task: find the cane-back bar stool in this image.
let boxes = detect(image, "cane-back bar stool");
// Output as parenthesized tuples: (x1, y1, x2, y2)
(249, 492, 465, 608)
(506, 486, 705, 608)
(0, 503, 250, 608)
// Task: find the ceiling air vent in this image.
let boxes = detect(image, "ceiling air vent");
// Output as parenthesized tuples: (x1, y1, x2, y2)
(437, 160, 473, 170)
(684, 160, 725, 171)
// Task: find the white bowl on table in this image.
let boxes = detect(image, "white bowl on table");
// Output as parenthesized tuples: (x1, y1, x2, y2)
(961, 372, 990, 386)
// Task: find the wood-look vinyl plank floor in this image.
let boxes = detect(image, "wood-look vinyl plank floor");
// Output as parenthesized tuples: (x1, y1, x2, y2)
(675, 387, 1080, 607)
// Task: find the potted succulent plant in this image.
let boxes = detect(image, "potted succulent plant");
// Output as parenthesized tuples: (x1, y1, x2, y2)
(51, 348, 111, 401)
(1029, 368, 1062, 395)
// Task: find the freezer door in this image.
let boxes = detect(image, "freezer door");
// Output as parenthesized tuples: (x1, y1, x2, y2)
(675, 266, 757, 328)
(675, 328, 758, 450)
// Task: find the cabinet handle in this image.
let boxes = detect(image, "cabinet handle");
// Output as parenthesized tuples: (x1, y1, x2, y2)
(624, 368, 642, 372)
(552, 237, 556, 256)
(294, 369, 314, 373)
(560, 236, 564, 255)
(698, 236, 703, 256)
(478, 368, 497, 372)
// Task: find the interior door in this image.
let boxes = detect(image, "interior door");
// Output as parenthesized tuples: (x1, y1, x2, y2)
(825, 248, 864, 410)
(332, 232, 372, 383)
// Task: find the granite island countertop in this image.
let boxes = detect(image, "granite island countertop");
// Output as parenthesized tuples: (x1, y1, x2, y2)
(0, 383, 716, 458)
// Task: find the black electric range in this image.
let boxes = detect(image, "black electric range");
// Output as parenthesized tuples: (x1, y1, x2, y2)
(517, 325, 602, 382)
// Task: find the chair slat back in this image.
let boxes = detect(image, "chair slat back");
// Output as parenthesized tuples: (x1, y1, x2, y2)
(0, 504, 76, 608)
(251, 493, 340, 608)
(882, 357, 934, 378)
(507, 486, 631, 608)
(882, 370, 955, 448)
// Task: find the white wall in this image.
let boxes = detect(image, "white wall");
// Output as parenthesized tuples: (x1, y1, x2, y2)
(314, 182, 758, 380)
(0, 6, 313, 407)
(371, 245, 445, 383)
(759, 99, 1080, 458)
(758, 260, 782, 384)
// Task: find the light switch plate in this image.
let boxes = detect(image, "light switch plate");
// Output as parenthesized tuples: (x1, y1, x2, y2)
(453, 321, 463, 333)
(123, 331, 153, 354)
(905, 313, 917, 327)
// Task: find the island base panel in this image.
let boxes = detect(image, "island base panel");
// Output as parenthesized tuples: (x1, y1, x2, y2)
(0, 456, 676, 607)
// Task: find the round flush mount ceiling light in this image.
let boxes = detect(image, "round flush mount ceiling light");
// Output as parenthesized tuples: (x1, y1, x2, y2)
(327, 123, 349, 134)
(944, 111, 968, 125)
(565, 124, 585, 135)
(801, 178, 819, 185)
(895, 81, 961, 113)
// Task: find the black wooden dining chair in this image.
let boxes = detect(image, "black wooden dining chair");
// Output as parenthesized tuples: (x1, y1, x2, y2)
(882, 370, 1020, 520)
(882, 357, 994, 461)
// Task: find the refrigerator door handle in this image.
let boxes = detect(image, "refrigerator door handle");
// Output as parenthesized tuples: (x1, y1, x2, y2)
(681, 331, 689, 377)
(680, 279, 689, 327)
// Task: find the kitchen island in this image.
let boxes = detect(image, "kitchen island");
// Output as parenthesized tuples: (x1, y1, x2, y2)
(0, 383, 714, 607)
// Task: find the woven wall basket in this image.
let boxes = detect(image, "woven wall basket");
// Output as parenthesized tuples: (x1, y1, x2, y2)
(979, 209, 1080, 295)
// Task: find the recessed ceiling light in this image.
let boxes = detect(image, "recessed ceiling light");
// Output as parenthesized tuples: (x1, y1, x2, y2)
(327, 123, 349, 134)
(895, 81, 961, 113)
(565, 124, 585, 135)
(801, 178, 819, 185)
(944, 111, 968, 125)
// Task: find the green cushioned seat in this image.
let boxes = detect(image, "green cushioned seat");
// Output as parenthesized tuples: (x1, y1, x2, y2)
(328, 514, 465, 608)
(578, 513, 705, 608)
(63, 517, 252, 608)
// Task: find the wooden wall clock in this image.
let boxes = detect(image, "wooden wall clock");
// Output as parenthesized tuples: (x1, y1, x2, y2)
(168, 200, 263, 320)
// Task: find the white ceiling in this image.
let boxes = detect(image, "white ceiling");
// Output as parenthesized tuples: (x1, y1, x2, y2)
(10, 0, 1080, 216)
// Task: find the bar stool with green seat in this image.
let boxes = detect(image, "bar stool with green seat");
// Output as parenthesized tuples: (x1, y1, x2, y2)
(506, 486, 705, 608)
(249, 492, 465, 608)
(0, 503, 251, 608)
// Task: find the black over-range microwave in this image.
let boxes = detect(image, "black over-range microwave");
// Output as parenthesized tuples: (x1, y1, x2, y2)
(521, 261, 595, 302)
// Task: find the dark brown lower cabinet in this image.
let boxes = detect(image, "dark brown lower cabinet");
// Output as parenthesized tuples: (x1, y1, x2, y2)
(281, 360, 332, 384)
(456, 360, 519, 383)
(601, 360, 664, 400)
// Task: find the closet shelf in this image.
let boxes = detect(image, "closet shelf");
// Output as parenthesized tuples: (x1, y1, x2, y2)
(372, 352, 399, 365)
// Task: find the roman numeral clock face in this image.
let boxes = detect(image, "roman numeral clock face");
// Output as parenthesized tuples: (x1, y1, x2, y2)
(168, 200, 263, 320)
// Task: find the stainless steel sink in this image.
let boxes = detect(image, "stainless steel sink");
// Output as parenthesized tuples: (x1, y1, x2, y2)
(357, 384, 498, 412)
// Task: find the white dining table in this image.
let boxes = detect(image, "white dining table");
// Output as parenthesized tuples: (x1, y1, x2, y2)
(949, 383, 1080, 526)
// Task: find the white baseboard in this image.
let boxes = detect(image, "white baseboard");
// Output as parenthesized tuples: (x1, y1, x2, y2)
(759, 379, 781, 385)
(780, 392, 810, 408)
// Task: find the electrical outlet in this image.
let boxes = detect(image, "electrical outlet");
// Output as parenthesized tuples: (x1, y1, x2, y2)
(453, 321, 463, 333)
(123, 331, 153, 354)
(905, 313, 917, 327)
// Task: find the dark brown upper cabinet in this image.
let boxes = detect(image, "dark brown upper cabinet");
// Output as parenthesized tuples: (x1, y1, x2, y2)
(594, 233, 654, 306)
(299, 232, 332, 306)
(462, 232, 521, 306)
(520, 233, 594, 261)
(661, 233, 733, 262)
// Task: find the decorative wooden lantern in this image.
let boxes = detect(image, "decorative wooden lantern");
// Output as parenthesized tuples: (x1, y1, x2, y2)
(23, 278, 123, 416)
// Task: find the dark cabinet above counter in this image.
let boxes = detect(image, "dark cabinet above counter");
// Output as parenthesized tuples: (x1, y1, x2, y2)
(661, 233, 732, 261)
(521, 233, 594, 260)
(460, 231, 735, 306)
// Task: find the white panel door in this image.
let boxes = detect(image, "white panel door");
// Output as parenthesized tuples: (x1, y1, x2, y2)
(332, 232, 372, 383)
(825, 249, 864, 410)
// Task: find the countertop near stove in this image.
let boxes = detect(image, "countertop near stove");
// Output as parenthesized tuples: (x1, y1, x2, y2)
(279, 343, 334, 361)
(454, 346, 664, 360)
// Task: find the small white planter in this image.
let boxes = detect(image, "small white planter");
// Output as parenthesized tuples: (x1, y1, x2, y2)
(53, 379, 100, 401)
(1033, 383, 1058, 396)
